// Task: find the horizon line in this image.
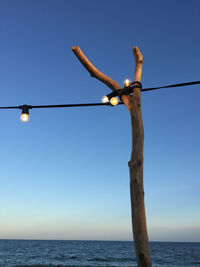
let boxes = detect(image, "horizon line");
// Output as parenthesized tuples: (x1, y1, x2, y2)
(0, 238, 199, 243)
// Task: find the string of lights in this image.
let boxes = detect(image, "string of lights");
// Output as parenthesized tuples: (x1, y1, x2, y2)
(0, 80, 199, 122)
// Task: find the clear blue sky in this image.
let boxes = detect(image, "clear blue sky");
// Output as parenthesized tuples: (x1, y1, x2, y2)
(0, 0, 199, 242)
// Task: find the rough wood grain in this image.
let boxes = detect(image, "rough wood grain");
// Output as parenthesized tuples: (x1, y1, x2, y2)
(128, 46, 152, 267)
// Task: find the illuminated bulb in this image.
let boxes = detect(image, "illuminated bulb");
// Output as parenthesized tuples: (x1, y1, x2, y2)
(20, 113, 29, 122)
(102, 95, 109, 103)
(110, 97, 119, 106)
(20, 105, 29, 122)
(124, 78, 131, 87)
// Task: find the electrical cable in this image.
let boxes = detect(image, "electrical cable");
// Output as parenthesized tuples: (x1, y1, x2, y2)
(141, 80, 200, 92)
(0, 102, 123, 110)
(0, 80, 199, 110)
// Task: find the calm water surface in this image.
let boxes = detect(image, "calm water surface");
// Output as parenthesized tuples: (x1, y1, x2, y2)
(0, 240, 199, 267)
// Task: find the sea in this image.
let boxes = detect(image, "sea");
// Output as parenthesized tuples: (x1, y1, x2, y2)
(0, 240, 199, 267)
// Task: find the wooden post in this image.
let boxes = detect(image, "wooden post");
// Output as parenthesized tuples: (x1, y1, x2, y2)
(129, 48, 152, 267)
(72, 46, 152, 267)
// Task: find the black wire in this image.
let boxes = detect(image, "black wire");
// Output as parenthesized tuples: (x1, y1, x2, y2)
(0, 106, 19, 109)
(141, 81, 200, 92)
(0, 80, 199, 110)
(31, 102, 124, 109)
(0, 102, 124, 110)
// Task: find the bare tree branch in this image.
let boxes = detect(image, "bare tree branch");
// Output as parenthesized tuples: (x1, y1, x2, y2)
(72, 46, 131, 110)
(133, 46, 143, 82)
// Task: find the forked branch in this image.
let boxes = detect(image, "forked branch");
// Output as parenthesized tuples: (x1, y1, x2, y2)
(72, 45, 152, 267)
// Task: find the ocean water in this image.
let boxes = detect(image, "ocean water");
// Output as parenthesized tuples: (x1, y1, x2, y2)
(0, 240, 199, 267)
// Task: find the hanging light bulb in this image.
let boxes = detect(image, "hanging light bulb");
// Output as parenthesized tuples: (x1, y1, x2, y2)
(102, 95, 109, 103)
(110, 97, 119, 106)
(124, 78, 131, 87)
(20, 105, 29, 122)
(21, 113, 29, 122)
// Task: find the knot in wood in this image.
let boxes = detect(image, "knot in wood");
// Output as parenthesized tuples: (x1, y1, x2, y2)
(137, 159, 142, 166)
(128, 158, 142, 168)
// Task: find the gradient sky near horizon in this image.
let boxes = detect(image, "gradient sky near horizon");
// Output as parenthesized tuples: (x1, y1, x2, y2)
(0, 0, 200, 242)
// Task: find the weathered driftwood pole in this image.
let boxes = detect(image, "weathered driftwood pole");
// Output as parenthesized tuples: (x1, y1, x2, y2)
(72, 46, 152, 267)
